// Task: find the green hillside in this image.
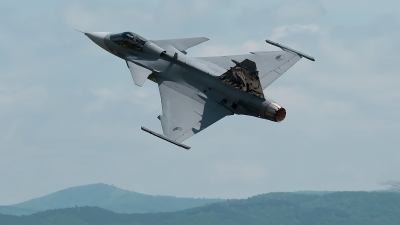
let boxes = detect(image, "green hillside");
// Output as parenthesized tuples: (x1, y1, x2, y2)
(0, 206, 36, 216)
(0, 184, 222, 215)
(1, 191, 399, 225)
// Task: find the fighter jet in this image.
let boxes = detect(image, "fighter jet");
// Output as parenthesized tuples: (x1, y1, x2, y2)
(84, 31, 314, 149)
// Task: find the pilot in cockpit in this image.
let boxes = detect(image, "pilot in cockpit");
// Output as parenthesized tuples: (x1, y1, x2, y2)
(110, 32, 147, 52)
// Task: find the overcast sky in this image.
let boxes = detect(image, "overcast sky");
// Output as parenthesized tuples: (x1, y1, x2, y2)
(1, 0, 399, 205)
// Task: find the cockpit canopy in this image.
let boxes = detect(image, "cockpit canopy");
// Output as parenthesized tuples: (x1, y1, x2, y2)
(110, 32, 148, 51)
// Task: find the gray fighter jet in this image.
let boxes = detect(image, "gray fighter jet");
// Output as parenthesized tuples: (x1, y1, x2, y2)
(84, 31, 314, 149)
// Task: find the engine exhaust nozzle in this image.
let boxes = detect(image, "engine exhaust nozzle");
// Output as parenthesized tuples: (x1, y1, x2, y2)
(264, 102, 286, 122)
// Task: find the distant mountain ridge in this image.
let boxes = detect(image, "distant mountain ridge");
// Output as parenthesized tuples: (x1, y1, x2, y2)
(1, 191, 400, 225)
(0, 183, 222, 215)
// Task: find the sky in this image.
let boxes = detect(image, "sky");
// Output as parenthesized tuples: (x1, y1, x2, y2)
(1, 0, 400, 205)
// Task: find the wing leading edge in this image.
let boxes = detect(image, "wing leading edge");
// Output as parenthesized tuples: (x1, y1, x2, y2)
(152, 37, 209, 52)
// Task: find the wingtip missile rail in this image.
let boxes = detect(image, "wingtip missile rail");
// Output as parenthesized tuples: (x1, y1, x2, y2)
(265, 39, 315, 62)
(141, 126, 191, 150)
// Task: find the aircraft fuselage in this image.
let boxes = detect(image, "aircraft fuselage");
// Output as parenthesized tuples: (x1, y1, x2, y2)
(86, 32, 286, 123)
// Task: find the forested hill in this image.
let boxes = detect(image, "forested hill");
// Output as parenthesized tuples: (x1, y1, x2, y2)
(1, 183, 222, 215)
(1, 191, 399, 225)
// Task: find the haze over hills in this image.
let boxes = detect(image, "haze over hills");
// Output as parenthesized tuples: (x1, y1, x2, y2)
(0, 206, 36, 216)
(1, 191, 400, 225)
(0, 183, 223, 215)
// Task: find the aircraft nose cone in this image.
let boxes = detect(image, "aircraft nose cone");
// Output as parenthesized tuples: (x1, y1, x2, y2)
(85, 32, 110, 50)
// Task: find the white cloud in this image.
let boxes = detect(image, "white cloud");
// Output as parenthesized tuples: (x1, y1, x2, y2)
(197, 40, 265, 57)
(63, 3, 155, 32)
(271, 24, 320, 40)
(272, 0, 326, 23)
(0, 85, 48, 115)
(85, 88, 118, 113)
(266, 86, 355, 116)
(61, 1, 226, 35)
(83, 84, 160, 114)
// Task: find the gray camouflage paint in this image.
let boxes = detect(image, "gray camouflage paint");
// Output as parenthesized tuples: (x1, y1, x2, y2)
(85, 31, 310, 147)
